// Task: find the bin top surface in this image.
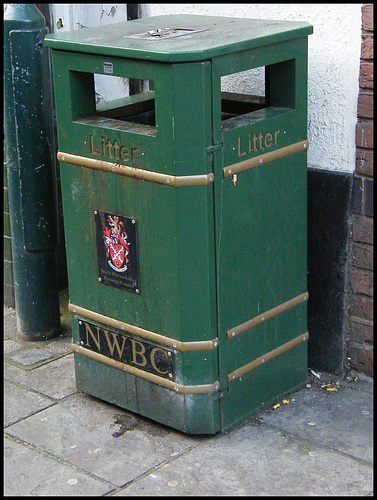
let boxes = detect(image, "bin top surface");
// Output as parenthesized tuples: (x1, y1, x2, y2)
(44, 14, 313, 62)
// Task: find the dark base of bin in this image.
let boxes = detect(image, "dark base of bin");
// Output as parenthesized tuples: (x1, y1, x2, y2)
(74, 355, 221, 435)
(73, 341, 308, 435)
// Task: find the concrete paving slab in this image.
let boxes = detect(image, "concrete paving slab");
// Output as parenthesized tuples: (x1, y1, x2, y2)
(5, 392, 202, 487)
(258, 383, 374, 463)
(4, 335, 72, 369)
(4, 338, 23, 355)
(4, 354, 77, 400)
(4, 437, 113, 496)
(3, 300, 374, 497)
(7, 347, 54, 366)
(41, 332, 73, 356)
(113, 423, 373, 496)
(4, 380, 56, 427)
(309, 368, 374, 394)
(3, 301, 72, 365)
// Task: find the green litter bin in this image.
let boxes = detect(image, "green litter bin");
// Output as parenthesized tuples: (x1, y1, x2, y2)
(45, 14, 313, 434)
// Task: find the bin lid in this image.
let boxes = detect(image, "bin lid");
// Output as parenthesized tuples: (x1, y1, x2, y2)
(44, 14, 312, 62)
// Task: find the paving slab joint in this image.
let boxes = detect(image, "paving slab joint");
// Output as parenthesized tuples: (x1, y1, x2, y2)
(4, 432, 118, 492)
(111, 441, 205, 494)
(257, 421, 374, 467)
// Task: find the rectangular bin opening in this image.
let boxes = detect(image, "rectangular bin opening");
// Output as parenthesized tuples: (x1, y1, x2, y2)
(221, 92, 266, 120)
(220, 60, 295, 128)
(70, 70, 156, 134)
(221, 67, 266, 121)
(95, 75, 155, 126)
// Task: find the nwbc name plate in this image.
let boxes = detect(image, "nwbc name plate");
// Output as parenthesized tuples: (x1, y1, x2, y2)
(78, 319, 175, 379)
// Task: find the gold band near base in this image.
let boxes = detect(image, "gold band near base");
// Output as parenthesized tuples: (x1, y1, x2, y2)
(68, 303, 218, 352)
(223, 140, 309, 177)
(227, 292, 309, 340)
(72, 344, 220, 395)
(228, 332, 309, 383)
(57, 152, 214, 187)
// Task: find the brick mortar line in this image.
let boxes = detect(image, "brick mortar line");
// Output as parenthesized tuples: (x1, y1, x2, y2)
(350, 268, 374, 275)
(349, 295, 374, 302)
(352, 176, 374, 181)
(350, 315, 373, 325)
(351, 240, 374, 247)
(359, 87, 374, 96)
(349, 292, 374, 301)
(349, 341, 374, 350)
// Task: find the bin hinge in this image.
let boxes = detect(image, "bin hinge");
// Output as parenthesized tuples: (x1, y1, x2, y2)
(206, 143, 223, 154)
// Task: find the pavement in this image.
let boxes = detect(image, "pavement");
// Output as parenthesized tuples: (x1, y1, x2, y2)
(4, 288, 374, 496)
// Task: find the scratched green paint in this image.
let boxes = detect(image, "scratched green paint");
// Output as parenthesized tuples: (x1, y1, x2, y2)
(46, 15, 312, 434)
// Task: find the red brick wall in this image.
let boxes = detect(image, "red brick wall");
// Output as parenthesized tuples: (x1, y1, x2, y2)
(348, 4, 373, 376)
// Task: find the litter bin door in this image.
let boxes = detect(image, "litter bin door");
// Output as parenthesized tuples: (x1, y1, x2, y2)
(212, 38, 309, 431)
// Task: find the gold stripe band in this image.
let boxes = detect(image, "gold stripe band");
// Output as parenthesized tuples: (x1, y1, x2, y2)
(228, 332, 309, 383)
(58, 152, 214, 187)
(69, 303, 218, 352)
(227, 292, 309, 339)
(72, 344, 220, 395)
(223, 140, 309, 177)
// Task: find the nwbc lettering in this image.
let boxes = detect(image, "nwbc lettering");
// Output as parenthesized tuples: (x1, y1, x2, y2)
(78, 319, 174, 379)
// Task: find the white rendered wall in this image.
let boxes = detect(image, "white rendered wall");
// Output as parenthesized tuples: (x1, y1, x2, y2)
(50, 4, 129, 103)
(144, 3, 363, 173)
(49, 4, 362, 173)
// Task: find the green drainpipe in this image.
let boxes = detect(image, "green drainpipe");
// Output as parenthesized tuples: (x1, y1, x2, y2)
(3, 4, 61, 340)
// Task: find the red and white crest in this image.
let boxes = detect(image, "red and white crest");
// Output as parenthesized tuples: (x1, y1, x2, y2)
(103, 215, 130, 272)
